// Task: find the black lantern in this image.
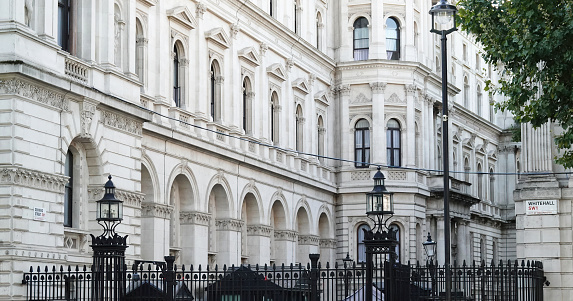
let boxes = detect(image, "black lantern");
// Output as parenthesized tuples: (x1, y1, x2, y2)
(422, 232, 437, 261)
(429, 0, 458, 32)
(97, 175, 123, 222)
(366, 167, 394, 216)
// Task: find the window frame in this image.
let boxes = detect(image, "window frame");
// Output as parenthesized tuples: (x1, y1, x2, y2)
(353, 17, 369, 61)
(354, 119, 370, 168)
(64, 151, 73, 227)
(57, 0, 71, 52)
(357, 224, 371, 263)
(386, 119, 402, 167)
(386, 17, 400, 60)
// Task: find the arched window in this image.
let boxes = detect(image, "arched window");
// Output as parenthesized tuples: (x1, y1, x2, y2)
(353, 17, 369, 60)
(316, 12, 323, 51)
(173, 45, 181, 107)
(210, 61, 222, 121)
(64, 151, 73, 227)
(295, 105, 304, 152)
(354, 119, 370, 168)
(58, 0, 71, 52)
(271, 92, 280, 144)
(463, 76, 469, 107)
(489, 168, 495, 203)
(389, 224, 400, 262)
(357, 224, 370, 263)
(242, 78, 253, 134)
(386, 119, 401, 167)
(294, 0, 301, 34)
(318, 116, 325, 162)
(477, 163, 483, 199)
(135, 18, 147, 91)
(386, 17, 400, 60)
(464, 158, 470, 182)
(477, 85, 483, 116)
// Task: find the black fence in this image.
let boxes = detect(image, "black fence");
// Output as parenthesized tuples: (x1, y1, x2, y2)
(22, 257, 545, 301)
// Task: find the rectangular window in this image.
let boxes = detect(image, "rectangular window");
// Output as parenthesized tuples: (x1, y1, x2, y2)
(58, 0, 70, 51)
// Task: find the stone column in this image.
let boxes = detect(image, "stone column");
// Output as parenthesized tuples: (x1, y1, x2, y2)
(457, 220, 469, 264)
(274, 230, 298, 265)
(140, 203, 173, 262)
(338, 85, 351, 167)
(246, 224, 273, 265)
(179, 211, 211, 266)
(435, 216, 445, 264)
(370, 82, 387, 165)
(259, 43, 269, 140)
(405, 85, 417, 167)
(216, 218, 244, 264)
(319, 238, 337, 265)
(370, 0, 385, 59)
(297, 235, 320, 265)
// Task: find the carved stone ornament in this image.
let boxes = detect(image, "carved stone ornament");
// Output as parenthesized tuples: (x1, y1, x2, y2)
(352, 93, 370, 104)
(370, 82, 387, 93)
(0, 78, 70, 111)
(80, 100, 97, 138)
(101, 110, 143, 136)
(405, 84, 417, 95)
(386, 93, 404, 104)
(0, 167, 68, 193)
(286, 58, 294, 72)
(215, 218, 244, 231)
(196, 3, 206, 19)
(259, 42, 269, 56)
(115, 189, 145, 208)
(274, 230, 298, 241)
(142, 203, 173, 219)
(246, 224, 273, 237)
(230, 23, 240, 39)
(319, 238, 337, 249)
(298, 235, 320, 246)
(179, 211, 211, 225)
(336, 84, 351, 96)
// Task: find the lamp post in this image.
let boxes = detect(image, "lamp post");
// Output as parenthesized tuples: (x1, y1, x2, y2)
(429, 1, 458, 301)
(423, 232, 437, 297)
(364, 167, 396, 301)
(91, 175, 128, 301)
(342, 253, 353, 297)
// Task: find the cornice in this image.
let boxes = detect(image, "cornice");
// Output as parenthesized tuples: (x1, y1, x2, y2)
(0, 167, 68, 193)
(180, 211, 211, 225)
(246, 224, 273, 237)
(141, 203, 173, 219)
(274, 230, 298, 242)
(298, 235, 320, 246)
(0, 77, 70, 111)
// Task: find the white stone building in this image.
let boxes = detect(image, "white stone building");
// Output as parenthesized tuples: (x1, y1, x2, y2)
(0, 0, 534, 299)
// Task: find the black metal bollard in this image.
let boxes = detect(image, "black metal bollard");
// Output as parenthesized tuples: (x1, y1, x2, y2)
(309, 254, 320, 301)
(164, 256, 176, 301)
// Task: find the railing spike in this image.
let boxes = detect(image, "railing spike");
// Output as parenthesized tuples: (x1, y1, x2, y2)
(462, 260, 467, 267)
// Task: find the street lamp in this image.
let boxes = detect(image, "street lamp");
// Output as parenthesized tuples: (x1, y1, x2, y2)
(429, 1, 458, 301)
(342, 253, 353, 297)
(364, 167, 396, 301)
(422, 232, 437, 262)
(96, 175, 124, 237)
(91, 175, 128, 301)
(423, 232, 438, 298)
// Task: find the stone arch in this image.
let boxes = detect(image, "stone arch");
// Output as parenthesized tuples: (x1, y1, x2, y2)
(204, 173, 234, 217)
(64, 136, 103, 231)
(293, 199, 313, 233)
(239, 183, 264, 264)
(348, 14, 372, 29)
(350, 115, 373, 129)
(269, 195, 289, 264)
(140, 155, 160, 204)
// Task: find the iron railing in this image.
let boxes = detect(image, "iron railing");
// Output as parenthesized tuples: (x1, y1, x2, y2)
(22, 258, 545, 301)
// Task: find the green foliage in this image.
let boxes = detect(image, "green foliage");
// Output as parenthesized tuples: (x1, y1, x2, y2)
(458, 0, 573, 167)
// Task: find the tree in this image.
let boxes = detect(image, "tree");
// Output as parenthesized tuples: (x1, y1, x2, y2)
(458, 0, 573, 167)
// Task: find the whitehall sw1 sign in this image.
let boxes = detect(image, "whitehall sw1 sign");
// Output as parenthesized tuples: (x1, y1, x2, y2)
(525, 200, 558, 215)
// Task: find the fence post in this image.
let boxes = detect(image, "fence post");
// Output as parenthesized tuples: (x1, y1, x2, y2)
(164, 256, 176, 301)
(309, 254, 320, 301)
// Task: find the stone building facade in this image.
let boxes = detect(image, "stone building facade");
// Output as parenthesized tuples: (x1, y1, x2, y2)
(0, 0, 534, 299)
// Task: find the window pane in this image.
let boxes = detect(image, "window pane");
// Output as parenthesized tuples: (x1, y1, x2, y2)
(355, 131, 363, 148)
(364, 149, 370, 164)
(393, 130, 400, 146)
(364, 130, 370, 147)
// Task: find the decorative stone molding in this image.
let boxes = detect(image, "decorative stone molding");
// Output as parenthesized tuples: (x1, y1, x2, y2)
(64, 230, 89, 253)
(0, 78, 70, 111)
(101, 110, 143, 136)
(230, 23, 240, 39)
(87, 186, 104, 201)
(180, 211, 211, 225)
(216, 218, 244, 231)
(115, 189, 145, 208)
(370, 82, 387, 94)
(274, 230, 298, 241)
(352, 93, 370, 104)
(319, 238, 337, 249)
(388, 171, 407, 181)
(350, 171, 370, 181)
(141, 203, 173, 219)
(247, 225, 273, 237)
(386, 93, 404, 104)
(298, 235, 320, 246)
(0, 167, 68, 193)
(286, 58, 294, 72)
